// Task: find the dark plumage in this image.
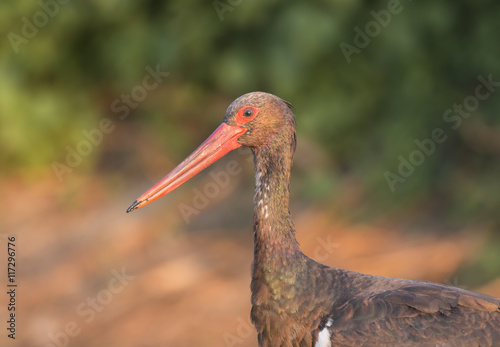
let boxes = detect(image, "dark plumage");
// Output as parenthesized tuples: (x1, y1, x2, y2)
(128, 92, 500, 346)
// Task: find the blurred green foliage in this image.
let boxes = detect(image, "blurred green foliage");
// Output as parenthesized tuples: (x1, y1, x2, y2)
(1, 0, 499, 229)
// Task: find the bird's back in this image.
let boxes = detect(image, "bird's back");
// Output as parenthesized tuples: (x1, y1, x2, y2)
(318, 265, 500, 346)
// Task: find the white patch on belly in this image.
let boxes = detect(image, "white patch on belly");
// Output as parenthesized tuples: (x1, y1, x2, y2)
(315, 319, 332, 347)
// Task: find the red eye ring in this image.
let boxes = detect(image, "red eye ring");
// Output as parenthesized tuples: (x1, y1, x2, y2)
(235, 106, 260, 125)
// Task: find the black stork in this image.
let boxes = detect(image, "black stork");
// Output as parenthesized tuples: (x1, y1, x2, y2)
(127, 92, 500, 346)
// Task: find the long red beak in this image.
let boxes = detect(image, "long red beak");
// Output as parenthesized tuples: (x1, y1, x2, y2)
(127, 123, 246, 213)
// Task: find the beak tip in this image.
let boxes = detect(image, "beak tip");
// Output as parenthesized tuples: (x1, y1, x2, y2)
(126, 200, 140, 213)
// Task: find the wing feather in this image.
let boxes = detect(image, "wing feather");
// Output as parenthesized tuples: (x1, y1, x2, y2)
(327, 283, 500, 346)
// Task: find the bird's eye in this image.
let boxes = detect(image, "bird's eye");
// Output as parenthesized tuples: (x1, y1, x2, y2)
(243, 108, 254, 117)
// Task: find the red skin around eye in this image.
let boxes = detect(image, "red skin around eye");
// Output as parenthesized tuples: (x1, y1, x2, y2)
(235, 106, 260, 126)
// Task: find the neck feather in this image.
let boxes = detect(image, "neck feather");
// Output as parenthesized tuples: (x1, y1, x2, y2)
(252, 132, 299, 258)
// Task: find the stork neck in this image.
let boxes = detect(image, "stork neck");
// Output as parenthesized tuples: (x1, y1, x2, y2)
(252, 142, 299, 256)
(250, 135, 307, 312)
